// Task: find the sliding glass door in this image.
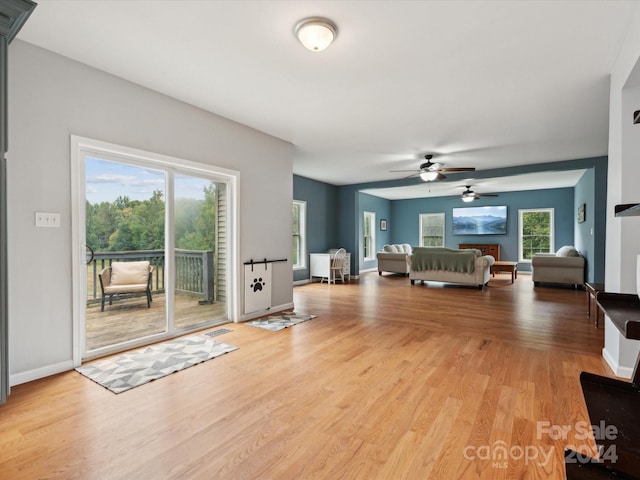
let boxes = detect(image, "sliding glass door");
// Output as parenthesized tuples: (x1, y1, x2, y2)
(74, 139, 231, 360)
(85, 158, 168, 351)
(173, 174, 226, 330)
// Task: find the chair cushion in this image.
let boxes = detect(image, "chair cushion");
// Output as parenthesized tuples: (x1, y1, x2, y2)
(111, 261, 150, 286)
(556, 246, 579, 257)
(104, 284, 149, 294)
(382, 244, 412, 254)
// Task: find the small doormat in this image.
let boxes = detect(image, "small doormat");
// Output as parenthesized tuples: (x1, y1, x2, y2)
(247, 312, 317, 332)
(76, 335, 238, 394)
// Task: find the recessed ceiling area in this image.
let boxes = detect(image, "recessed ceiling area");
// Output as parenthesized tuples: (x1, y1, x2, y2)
(361, 170, 587, 200)
(15, 1, 637, 186)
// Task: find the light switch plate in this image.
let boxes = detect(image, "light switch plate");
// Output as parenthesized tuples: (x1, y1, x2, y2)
(35, 212, 61, 227)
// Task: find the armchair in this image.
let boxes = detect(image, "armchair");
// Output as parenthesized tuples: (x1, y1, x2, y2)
(377, 244, 413, 276)
(99, 261, 154, 311)
(532, 246, 585, 288)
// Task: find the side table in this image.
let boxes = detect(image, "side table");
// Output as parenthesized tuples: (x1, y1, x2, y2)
(585, 282, 605, 327)
(490, 261, 517, 283)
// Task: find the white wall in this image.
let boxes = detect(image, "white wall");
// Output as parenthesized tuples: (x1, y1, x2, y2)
(606, 6, 640, 293)
(7, 40, 294, 383)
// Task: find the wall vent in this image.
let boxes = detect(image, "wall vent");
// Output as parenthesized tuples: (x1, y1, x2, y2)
(634, 110, 640, 124)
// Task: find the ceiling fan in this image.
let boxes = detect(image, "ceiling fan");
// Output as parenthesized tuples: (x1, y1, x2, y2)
(390, 154, 476, 181)
(461, 185, 499, 203)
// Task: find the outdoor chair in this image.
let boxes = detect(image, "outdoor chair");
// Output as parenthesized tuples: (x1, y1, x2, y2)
(99, 261, 154, 311)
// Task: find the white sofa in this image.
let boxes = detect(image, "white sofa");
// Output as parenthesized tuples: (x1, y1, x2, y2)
(409, 247, 495, 289)
(377, 244, 412, 276)
(532, 246, 585, 287)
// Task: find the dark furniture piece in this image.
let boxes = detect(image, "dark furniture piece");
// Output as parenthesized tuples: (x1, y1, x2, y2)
(491, 261, 517, 283)
(585, 282, 606, 327)
(458, 243, 500, 261)
(564, 292, 640, 479)
(614, 204, 640, 217)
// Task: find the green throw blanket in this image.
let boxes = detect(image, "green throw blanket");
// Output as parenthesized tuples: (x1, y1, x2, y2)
(410, 247, 478, 273)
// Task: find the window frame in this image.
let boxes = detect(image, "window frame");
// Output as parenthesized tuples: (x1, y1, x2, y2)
(518, 208, 555, 262)
(363, 211, 376, 261)
(292, 200, 307, 270)
(418, 213, 445, 247)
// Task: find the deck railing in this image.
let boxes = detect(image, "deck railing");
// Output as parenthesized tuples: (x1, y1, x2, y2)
(87, 249, 214, 303)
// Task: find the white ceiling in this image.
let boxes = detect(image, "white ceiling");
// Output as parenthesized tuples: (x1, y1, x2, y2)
(361, 169, 587, 200)
(16, 0, 636, 188)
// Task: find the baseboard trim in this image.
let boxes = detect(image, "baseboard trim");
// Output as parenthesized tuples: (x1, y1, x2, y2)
(293, 279, 310, 286)
(238, 302, 295, 323)
(602, 347, 633, 379)
(10, 359, 75, 386)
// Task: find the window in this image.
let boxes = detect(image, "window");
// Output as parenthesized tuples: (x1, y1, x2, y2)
(292, 200, 306, 269)
(363, 211, 376, 260)
(419, 213, 445, 247)
(519, 208, 554, 261)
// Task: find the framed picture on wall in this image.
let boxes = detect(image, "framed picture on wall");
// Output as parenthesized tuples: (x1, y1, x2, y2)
(380, 219, 387, 231)
(577, 203, 586, 223)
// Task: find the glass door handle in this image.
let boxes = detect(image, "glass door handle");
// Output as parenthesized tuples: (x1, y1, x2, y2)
(85, 244, 95, 265)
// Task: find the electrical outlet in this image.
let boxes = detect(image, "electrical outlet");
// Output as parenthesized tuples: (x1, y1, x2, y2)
(35, 212, 61, 228)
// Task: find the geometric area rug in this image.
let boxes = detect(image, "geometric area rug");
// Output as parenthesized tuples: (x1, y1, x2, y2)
(75, 335, 238, 394)
(246, 312, 317, 332)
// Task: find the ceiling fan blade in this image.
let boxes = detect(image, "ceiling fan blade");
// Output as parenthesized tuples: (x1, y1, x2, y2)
(389, 169, 420, 173)
(438, 167, 476, 172)
(479, 193, 499, 197)
(436, 172, 446, 180)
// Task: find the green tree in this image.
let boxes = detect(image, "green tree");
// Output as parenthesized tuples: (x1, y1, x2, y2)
(194, 184, 216, 250)
(86, 185, 216, 253)
(521, 211, 551, 259)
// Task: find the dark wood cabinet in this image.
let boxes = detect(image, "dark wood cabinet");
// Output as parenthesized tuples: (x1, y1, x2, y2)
(458, 243, 500, 261)
(564, 293, 640, 479)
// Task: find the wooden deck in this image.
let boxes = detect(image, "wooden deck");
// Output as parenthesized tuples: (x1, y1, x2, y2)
(86, 294, 226, 351)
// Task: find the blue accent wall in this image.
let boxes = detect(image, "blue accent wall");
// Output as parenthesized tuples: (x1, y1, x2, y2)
(390, 188, 575, 272)
(336, 156, 607, 281)
(293, 175, 339, 282)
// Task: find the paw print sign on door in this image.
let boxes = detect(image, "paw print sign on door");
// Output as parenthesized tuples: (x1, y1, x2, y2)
(250, 277, 265, 292)
(244, 262, 272, 314)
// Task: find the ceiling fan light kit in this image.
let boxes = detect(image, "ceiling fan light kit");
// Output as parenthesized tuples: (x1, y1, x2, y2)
(389, 154, 476, 182)
(461, 185, 499, 202)
(294, 17, 337, 52)
(462, 193, 475, 203)
(420, 171, 439, 182)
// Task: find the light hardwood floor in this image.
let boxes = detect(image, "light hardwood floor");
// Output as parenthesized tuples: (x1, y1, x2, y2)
(0, 272, 613, 479)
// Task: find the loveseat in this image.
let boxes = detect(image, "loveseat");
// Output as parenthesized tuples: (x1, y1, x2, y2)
(409, 247, 495, 289)
(532, 246, 585, 287)
(377, 244, 412, 276)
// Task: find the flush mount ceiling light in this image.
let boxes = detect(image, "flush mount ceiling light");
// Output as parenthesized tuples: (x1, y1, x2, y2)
(294, 17, 337, 52)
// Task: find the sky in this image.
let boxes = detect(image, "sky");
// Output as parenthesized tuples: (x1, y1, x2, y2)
(85, 157, 213, 204)
(452, 205, 507, 218)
